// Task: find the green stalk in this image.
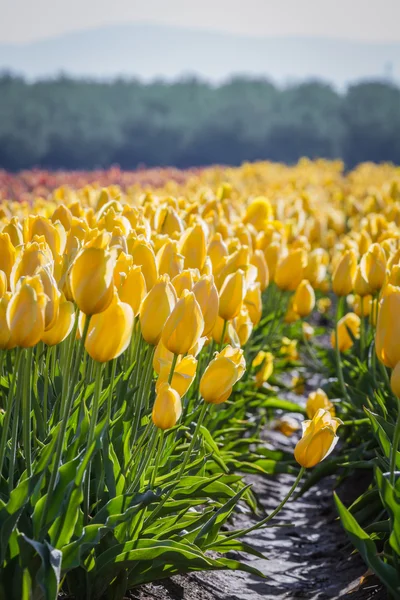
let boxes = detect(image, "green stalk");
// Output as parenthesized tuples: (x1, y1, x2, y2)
(220, 320, 227, 349)
(84, 360, 104, 523)
(0, 348, 23, 476)
(150, 430, 165, 488)
(42, 345, 51, 426)
(334, 297, 349, 401)
(390, 397, 400, 485)
(39, 313, 91, 536)
(168, 354, 178, 384)
(22, 347, 33, 477)
(8, 367, 25, 492)
(215, 467, 305, 544)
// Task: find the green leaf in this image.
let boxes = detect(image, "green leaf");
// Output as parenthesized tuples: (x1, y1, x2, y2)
(335, 493, 400, 597)
(18, 534, 62, 600)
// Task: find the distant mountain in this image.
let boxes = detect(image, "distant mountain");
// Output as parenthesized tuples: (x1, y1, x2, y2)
(0, 23, 399, 87)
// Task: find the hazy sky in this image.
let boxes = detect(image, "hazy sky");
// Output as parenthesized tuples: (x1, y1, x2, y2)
(2, 0, 400, 44)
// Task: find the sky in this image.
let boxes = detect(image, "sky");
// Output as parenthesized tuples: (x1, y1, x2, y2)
(2, 0, 400, 44)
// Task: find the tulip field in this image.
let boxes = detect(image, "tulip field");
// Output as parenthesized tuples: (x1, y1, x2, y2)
(0, 160, 399, 599)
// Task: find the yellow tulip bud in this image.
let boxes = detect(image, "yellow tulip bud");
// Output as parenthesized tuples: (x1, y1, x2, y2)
(306, 388, 335, 419)
(85, 297, 134, 362)
(0, 294, 12, 349)
(250, 250, 269, 291)
(233, 306, 253, 346)
(243, 282, 262, 325)
(207, 234, 228, 272)
(292, 279, 315, 318)
(200, 346, 245, 404)
(70, 247, 115, 315)
(152, 382, 182, 430)
(376, 288, 400, 367)
(118, 265, 147, 317)
(0, 271, 7, 298)
(42, 298, 75, 346)
(332, 250, 357, 297)
(140, 275, 177, 345)
(275, 249, 307, 291)
(29, 215, 66, 257)
(172, 269, 197, 298)
(263, 242, 282, 281)
(129, 238, 158, 291)
(155, 205, 184, 236)
(243, 196, 273, 230)
(192, 275, 219, 336)
(0, 233, 16, 283)
(294, 409, 342, 468)
(353, 265, 371, 297)
(274, 416, 300, 437)
(7, 277, 48, 348)
(178, 223, 207, 270)
(156, 355, 197, 398)
(2, 217, 23, 247)
(254, 352, 274, 387)
(359, 243, 386, 293)
(10, 241, 53, 292)
(218, 269, 246, 321)
(162, 290, 204, 355)
(330, 312, 360, 352)
(156, 240, 184, 280)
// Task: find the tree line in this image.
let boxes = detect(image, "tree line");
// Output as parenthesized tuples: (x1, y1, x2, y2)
(1, 73, 400, 171)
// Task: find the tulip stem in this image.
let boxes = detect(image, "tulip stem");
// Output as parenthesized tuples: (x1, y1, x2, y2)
(0, 348, 22, 477)
(213, 467, 305, 545)
(390, 396, 400, 485)
(22, 347, 33, 478)
(220, 320, 227, 349)
(42, 344, 51, 429)
(335, 297, 350, 402)
(150, 429, 165, 487)
(39, 313, 91, 537)
(168, 354, 178, 384)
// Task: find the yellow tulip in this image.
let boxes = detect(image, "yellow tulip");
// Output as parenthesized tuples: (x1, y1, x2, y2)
(274, 416, 300, 437)
(156, 355, 197, 397)
(250, 250, 269, 291)
(118, 265, 147, 317)
(376, 287, 400, 367)
(263, 242, 282, 282)
(0, 294, 12, 349)
(294, 409, 343, 468)
(207, 234, 228, 272)
(243, 196, 273, 230)
(280, 337, 299, 360)
(0, 271, 7, 298)
(178, 223, 207, 270)
(254, 352, 274, 387)
(306, 388, 335, 419)
(162, 290, 204, 355)
(332, 249, 357, 297)
(2, 217, 23, 247)
(360, 243, 386, 293)
(330, 312, 360, 352)
(29, 215, 66, 257)
(155, 205, 184, 236)
(42, 298, 75, 346)
(70, 247, 115, 316)
(172, 269, 197, 297)
(0, 233, 16, 283)
(353, 265, 372, 297)
(156, 240, 184, 279)
(233, 306, 253, 346)
(140, 275, 177, 345)
(218, 269, 246, 321)
(200, 346, 245, 404)
(7, 276, 48, 348)
(129, 238, 158, 291)
(292, 279, 315, 318)
(85, 297, 134, 362)
(152, 382, 182, 430)
(275, 249, 307, 291)
(211, 315, 240, 347)
(192, 275, 219, 336)
(10, 241, 53, 291)
(243, 282, 262, 325)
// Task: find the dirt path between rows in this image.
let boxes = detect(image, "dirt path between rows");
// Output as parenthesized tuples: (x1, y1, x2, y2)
(132, 460, 386, 600)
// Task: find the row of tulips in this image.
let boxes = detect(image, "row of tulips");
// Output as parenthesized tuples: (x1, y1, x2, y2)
(0, 159, 398, 598)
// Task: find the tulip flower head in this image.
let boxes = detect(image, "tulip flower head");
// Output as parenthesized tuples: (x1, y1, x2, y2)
(152, 382, 182, 430)
(294, 409, 343, 468)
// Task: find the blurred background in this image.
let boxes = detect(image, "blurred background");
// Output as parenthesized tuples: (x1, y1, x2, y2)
(1, 0, 400, 171)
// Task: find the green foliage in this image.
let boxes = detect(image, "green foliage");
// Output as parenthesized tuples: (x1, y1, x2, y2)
(1, 75, 400, 170)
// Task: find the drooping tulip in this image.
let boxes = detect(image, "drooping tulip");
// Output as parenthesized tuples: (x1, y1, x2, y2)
(162, 290, 204, 355)
(330, 312, 360, 352)
(85, 296, 134, 362)
(294, 409, 343, 468)
(70, 246, 115, 315)
(140, 275, 177, 345)
(152, 382, 182, 430)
